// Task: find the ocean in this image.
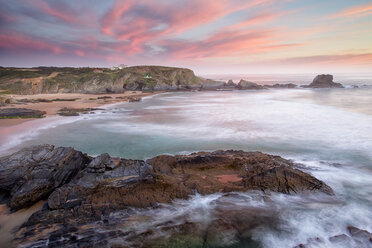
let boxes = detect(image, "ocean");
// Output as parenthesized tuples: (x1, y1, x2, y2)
(1, 74, 372, 247)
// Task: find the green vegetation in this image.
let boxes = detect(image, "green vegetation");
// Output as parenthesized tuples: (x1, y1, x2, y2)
(0, 66, 209, 94)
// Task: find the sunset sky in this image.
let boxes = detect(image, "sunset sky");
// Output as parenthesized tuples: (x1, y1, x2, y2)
(0, 0, 371, 74)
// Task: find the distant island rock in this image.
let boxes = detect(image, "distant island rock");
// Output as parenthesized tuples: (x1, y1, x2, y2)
(303, 74, 344, 88)
(236, 79, 266, 90)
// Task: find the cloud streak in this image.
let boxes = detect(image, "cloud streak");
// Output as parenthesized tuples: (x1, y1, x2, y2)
(0, 0, 371, 72)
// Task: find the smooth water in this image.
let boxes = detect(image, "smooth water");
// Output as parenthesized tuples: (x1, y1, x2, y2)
(1, 86, 372, 247)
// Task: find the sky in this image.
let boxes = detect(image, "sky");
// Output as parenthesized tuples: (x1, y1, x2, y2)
(0, 0, 371, 74)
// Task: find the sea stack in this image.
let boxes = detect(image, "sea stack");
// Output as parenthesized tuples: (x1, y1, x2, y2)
(304, 74, 344, 88)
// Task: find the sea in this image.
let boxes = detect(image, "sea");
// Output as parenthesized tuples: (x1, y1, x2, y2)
(0, 73, 372, 247)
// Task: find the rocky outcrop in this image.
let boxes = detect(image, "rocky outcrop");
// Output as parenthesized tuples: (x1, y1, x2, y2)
(0, 145, 90, 210)
(236, 80, 266, 90)
(0, 108, 46, 118)
(303, 74, 344, 88)
(148, 150, 333, 195)
(0, 146, 335, 247)
(265, 83, 298, 89)
(0, 147, 333, 212)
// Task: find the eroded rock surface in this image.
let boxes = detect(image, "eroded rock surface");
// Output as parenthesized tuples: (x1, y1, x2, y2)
(0, 145, 90, 210)
(0, 146, 335, 247)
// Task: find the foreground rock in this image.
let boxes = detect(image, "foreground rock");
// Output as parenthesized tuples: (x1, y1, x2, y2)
(303, 74, 344, 88)
(0, 146, 334, 247)
(0, 108, 46, 118)
(0, 145, 90, 210)
(236, 79, 266, 90)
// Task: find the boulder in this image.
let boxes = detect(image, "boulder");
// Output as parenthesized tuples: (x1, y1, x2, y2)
(0, 145, 90, 210)
(303, 74, 344, 88)
(236, 80, 265, 90)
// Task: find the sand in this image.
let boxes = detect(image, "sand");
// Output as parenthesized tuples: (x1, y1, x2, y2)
(0, 91, 158, 128)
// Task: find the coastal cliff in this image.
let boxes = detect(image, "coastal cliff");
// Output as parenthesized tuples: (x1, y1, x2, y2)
(0, 66, 224, 94)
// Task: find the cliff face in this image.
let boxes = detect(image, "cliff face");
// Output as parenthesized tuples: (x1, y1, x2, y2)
(0, 66, 223, 94)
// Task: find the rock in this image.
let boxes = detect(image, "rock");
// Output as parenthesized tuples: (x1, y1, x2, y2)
(0, 108, 46, 118)
(225, 80, 236, 87)
(347, 226, 372, 244)
(265, 83, 298, 89)
(303, 74, 344, 88)
(4, 147, 335, 247)
(57, 107, 102, 116)
(128, 96, 141, 102)
(0, 145, 90, 210)
(236, 80, 266, 90)
(4, 97, 16, 104)
(0, 97, 6, 106)
(148, 150, 333, 195)
(97, 96, 112, 100)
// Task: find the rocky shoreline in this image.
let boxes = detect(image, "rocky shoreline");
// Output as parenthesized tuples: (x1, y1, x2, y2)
(0, 145, 337, 247)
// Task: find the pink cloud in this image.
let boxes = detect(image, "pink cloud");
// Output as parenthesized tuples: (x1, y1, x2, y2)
(332, 2, 372, 18)
(0, 33, 62, 54)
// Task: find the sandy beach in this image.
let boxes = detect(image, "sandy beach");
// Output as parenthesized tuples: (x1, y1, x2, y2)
(0, 91, 158, 128)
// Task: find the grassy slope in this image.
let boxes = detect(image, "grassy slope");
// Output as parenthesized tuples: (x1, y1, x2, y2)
(0, 66, 203, 94)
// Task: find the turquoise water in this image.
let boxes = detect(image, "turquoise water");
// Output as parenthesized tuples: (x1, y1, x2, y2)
(1, 86, 372, 247)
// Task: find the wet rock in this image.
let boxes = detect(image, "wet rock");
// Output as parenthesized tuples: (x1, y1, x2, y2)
(303, 74, 344, 88)
(348, 226, 372, 244)
(2, 146, 335, 247)
(0, 108, 46, 118)
(236, 79, 266, 90)
(0, 145, 90, 210)
(148, 150, 334, 195)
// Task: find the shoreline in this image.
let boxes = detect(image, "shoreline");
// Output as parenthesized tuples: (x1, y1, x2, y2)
(0, 91, 161, 156)
(0, 91, 160, 128)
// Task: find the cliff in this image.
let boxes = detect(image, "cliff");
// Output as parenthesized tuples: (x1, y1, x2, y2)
(0, 66, 224, 95)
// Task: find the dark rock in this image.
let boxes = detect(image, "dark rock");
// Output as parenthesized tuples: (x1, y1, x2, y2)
(0, 145, 90, 210)
(128, 96, 141, 102)
(225, 80, 236, 87)
(348, 226, 372, 244)
(236, 80, 266, 90)
(265, 83, 298, 89)
(97, 96, 112, 100)
(148, 150, 333, 195)
(57, 107, 102, 116)
(1, 146, 335, 247)
(0, 108, 46, 118)
(303, 74, 344, 88)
